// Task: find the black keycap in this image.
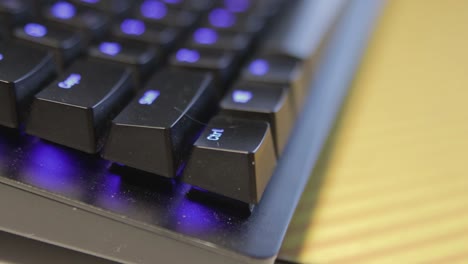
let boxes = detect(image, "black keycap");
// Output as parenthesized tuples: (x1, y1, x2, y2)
(112, 18, 179, 48)
(103, 68, 217, 178)
(202, 8, 264, 34)
(0, 17, 8, 39)
(0, 41, 56, 128)
(135, 0, 197, 28)
(26, 60, 133, 153)
(43, 1, 110, 42)
(169, 47, 237, 82)
(186, 27, 250, 52)
(0, 0, 31, 25)
(220, 82, 295, 154)
(69, 0, 132, 16)
(14, 22, 83, 67)
(88, 39, 159, 84)
(160, 0, 213, 12)
(182, 115, 277, 204)
(219, 0, 283, 18)
(241, 56, 305, 111)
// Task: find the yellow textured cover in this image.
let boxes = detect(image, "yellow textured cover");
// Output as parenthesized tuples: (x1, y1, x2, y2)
(279, 0, 468, 263)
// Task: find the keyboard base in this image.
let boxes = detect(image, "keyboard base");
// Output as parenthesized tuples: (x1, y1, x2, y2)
(0, 1, 383, 263)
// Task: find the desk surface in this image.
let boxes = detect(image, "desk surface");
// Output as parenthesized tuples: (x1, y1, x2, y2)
(279, 0, 468, 263)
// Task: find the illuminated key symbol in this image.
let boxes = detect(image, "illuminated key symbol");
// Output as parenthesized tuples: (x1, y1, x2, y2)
(232, 90, 253, 103)
(209, 8, 236, 28)
(207, 129, 224, 141)
(24, 23, 47, 38)
(193, 28, 218, 45)
(140, 0, 167, 20)
(139, 90, 160, 105)
(176, 48, 200, 63)
(51, 2, 76, 20)
(121, 19, 145, 36)
(99, 42, 121, 56)
(249, 59, 269, 76)
(58, 73, 81, 89)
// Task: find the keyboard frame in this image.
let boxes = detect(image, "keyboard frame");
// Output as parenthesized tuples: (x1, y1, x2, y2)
(0, 1, 384, 263)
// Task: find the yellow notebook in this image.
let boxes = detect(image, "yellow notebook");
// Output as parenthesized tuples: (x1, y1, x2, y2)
(279, 0, 468, 263)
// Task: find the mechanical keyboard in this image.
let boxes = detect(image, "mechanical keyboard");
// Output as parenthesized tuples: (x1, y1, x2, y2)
(0, 0, 383, 263)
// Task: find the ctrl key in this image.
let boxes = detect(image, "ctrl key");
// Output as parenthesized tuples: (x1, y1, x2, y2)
(182, 116, 277, 204)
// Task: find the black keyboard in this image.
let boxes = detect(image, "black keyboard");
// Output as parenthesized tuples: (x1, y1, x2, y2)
(0, 0, 383, 263)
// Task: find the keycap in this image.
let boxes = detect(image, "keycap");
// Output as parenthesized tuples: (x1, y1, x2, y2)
(112, 18, 179, 49)
(0, 0, 31, 25)
(185, 27, 250, 52)
(202, 8, 265, 33)
(88, 39, 159, 83)
(0, 17, 10, 39)
(14, 22, 83, 67)
(220, 82, 295, 154)
(182, 115, 277, 204)
(241, 56, 305, 111)
(262, 0, 343, 59)
(135, 0, 197, 28)
(0, 41, 56, 128)
(218, 0, 283, 18)
(26, 60, 133, 153)
(169, 47, 237, 82)
(159, 0, 213, 12)
(43, 1, 110, 41)
(102, 68, 216, 177)
(69, 0, 132, 16)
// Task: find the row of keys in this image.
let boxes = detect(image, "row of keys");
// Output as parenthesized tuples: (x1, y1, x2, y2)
(0, 0, 296, 204)
(0, 42, 302, 205)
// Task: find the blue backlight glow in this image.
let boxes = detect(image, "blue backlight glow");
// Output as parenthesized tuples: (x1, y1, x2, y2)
(224, 0, 250, 13)
(209, 8, 235, 28)
(140, 0, 167, 20)
(51, 1, 76, 20)
(193, 28, 218, 45)
(81, 0, 99, 3)
(21, 141, 81, 196)
(58, 73, 81, 89)
(249, 59, 269, 76)
(0, 54, 3, 61)
(24, 23, 47, 38)
(232, 90, 253, 103)
(176, 48, 200, 63)
(139, 90, 160, 105)
(99, 42, 121, 56)
(121, 19, 146, 36)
